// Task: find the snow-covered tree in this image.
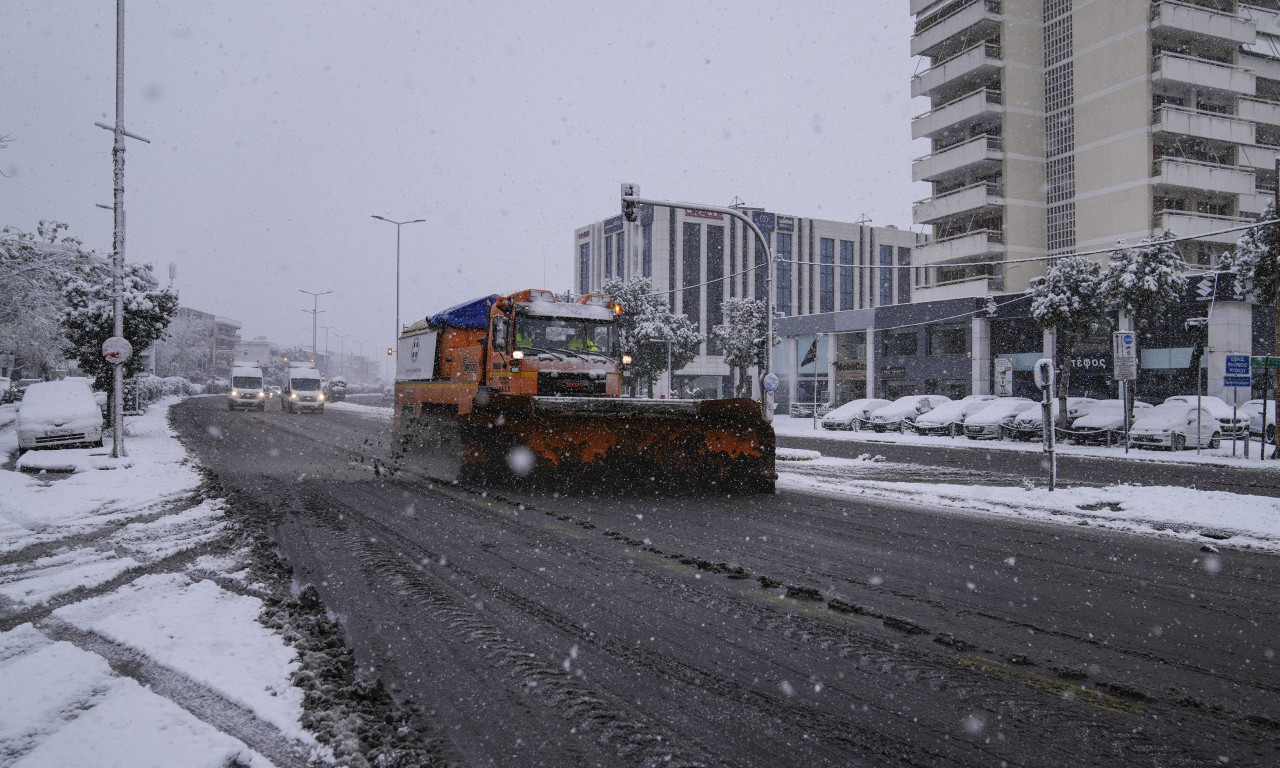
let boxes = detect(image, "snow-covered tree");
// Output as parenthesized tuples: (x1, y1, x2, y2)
(61, 258, 179, 391)
(711, 297, 769, 397)
(0, 222, 95, 377)
(600, 277, 701, 396)
(1103, 234, 1186, 329)
(1030, 255, 1107, 427)
(1220, 203, 1279, 306)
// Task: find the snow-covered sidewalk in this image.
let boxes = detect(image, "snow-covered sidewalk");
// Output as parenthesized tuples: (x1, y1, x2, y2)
(0, 398, 323, 767)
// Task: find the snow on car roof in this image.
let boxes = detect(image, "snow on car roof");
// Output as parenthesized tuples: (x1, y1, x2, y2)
(18, 379, 102, 424)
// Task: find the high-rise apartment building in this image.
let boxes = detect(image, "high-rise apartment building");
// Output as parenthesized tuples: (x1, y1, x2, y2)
(910, 0, 1280, 293)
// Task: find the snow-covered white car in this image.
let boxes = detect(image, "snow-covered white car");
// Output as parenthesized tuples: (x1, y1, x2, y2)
(820, 398, 891, 430)
(1065, 399, 1151, 443)
(16, 378, 105, 453)
(864, 394, 950, 433)
(1162, 395, 1249, 438)
(1007, 397, 1099, 441)
(1129, 402, 1221, 450)
(910, 395, 998, 435)
(962, 397, 1037, 440)
(1241, 399, 1276, 442)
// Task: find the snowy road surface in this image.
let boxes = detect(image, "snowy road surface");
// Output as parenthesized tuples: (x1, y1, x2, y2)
(166, 395, 1277, 767)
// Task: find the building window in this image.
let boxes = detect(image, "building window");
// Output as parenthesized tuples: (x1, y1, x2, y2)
(707, 226, 724, 353)
(605, 236, 614, 280)
(682, 222, 701, 334)
(928, 322, 967, 355)
(777, 232, 793, 316)
(897, 247, 911, 305)
(879, 244, 894, 307)
(578, 243, 590, 295)
(839, 240, 855, 311)
(882, 329, 918, 357)
(616, 232, 625, 281)
(643, 223, 653, 278)
(819, 238, 835, 314)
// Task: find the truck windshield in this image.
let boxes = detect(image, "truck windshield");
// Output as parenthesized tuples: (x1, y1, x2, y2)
(514, 317, 616, 356)
(232, 376, 262, 389)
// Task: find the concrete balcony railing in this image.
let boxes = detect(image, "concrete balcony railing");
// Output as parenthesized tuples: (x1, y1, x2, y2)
(1242, 3, 1280, 36)
(1238, 143, 1279, 170)
(911, 0, 1002, 58)
(1152, 104, 1255, 145)
(1240, 190, 1274, 216)
(1152, 52, 1256, 96)
(912, 134, 1003, 182)
(1153, 156, 1256, 194)
(1155, 210, 1252, 244)
(1152, 1, 1256, 46)
(913, 229, 1005, 267)
(913, 181, 1003, 225)
(913, 276, 1003, 301)
(1240, 96, 1280, 127)
(911, 41, 1002, 98)
(911, 87, 1003, 140)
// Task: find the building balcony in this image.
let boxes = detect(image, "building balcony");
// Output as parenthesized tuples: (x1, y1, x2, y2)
(1152, 104, 1255, 145)
(913, 181, 1004, 225)
(1153, 156, 1256, 195)
(913, 134, 1003, 183)
(1238, 143, 1279, 170)
(1240, 96, 1280, 127)
(911, 0, 1002, 59)
(1241, 190, 1274, 217)
(1241, 50, 1280, 81)
(1152, 52, 1256, 96)
(1241, 4, 1280, 37)
(911, 41, 1001, 99)
(1155, 210, 1251, 244)
(913, 275, 1002, 301)
(911, 87, 1003, 140)
(1152, 1, 1256, 47)
(913, 229, 1004, 267)
(911, 0, 942, 15)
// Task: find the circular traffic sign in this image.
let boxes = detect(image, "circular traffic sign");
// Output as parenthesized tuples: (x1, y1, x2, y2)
(762, 372, 779, 393)
(102, 336, 133, 365)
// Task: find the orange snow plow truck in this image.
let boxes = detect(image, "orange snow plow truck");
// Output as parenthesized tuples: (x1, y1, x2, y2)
(394, 289, 776, 492)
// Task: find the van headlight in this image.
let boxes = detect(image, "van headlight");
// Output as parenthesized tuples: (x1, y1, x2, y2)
(318, 393, 325, 401)
(258, 391, 265, 398)
(230, 389, 239, 397)
(291, 393, 299, 400)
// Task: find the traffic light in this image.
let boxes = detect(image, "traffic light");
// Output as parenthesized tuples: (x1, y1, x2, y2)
(621, 182, 639, 223)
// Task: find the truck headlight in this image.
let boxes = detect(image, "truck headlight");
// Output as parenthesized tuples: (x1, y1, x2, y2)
(512, 350, 524, 361)
(621, 354, 633, 367)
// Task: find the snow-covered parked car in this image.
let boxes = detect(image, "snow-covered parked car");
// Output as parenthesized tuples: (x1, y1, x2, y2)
(1241, 399, 1275, 442)
(910, 395, 998, 436)
(821, 398, 891, 430)
(16, 378, 105, 453)
(1162, 395, 1249, 438)
(962, 397, 1037, 440)
(1007, 397, 1099, 441)
(1066, 399, 1151, 443)
(1129, 402, 1221, 450)
(864, 394, 950, 433)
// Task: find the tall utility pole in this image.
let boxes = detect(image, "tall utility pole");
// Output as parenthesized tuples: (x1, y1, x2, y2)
(371, 215, 425, 354)
(321, 324, 335, 373)
(334, 332, 349, 378)
(298, 289, 332, 362)
(95, 0, 150, 459)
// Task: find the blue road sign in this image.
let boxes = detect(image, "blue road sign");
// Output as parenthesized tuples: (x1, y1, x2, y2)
(1225, 354, 1250, 375)
(1225, 376, 1252, 388)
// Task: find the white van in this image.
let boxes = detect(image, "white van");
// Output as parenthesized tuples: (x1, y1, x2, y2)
(282, 363, 325, 414)
(228, 365, 266, 411)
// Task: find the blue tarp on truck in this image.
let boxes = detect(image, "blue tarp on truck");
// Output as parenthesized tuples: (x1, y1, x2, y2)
(427, 295, 499, 330)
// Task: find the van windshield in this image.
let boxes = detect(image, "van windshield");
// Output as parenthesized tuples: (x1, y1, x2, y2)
(292, 377, 321, 391)
(232, 376, 263, 389)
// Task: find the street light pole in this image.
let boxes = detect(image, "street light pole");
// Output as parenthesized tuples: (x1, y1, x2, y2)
(298, 289, 332, 363)
(334, 332, 349, 378)
(321, 325, 334, 374)
(372, 215, 425, 359)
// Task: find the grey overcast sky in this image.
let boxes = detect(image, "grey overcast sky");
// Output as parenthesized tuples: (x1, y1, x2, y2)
(2, 1, 924, 356)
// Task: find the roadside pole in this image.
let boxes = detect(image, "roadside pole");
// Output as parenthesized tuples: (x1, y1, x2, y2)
(1113, 331, 1137, 455)
(1035, 358, 1057, 491)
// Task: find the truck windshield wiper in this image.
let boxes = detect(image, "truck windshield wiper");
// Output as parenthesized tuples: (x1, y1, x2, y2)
(519, 346, 563, 359)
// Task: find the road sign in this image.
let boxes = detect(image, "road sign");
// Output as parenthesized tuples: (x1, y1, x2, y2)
(1251, 356, 1280, 369)
(1112, 331, 1137, 381)
(993, 358, 1013, 396)
(1225, 376, 1252, 388)
(1226, 354, 1250, 375)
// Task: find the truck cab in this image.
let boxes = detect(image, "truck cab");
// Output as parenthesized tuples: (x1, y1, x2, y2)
(282, 363, 325, 414)
(228, 365, 266, 411)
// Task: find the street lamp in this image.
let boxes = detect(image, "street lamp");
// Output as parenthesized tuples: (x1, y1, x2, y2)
(371, 215, 426, 355)
(334, 332, 349, 378)
(321, 325, 335, 373)
(298, 289, 332, 362)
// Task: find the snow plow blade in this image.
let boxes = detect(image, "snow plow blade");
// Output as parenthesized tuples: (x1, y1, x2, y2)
(457, 394, 776, 492)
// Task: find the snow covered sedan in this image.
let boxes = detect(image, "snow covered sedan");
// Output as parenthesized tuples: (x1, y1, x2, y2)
(1129, 402, 1221, 450)
(1240, 399, 1276, 442)
(1162, 395, 1249, 438)
(1006, 397, 1099, 441)
(820, 398, 892, 430)
(910, 395, 998, 435)
(16, 379, 105, 453)
(864, 395, 950, 433)
(1065, 399, 1151, 444)
(962, 397, 1038, 440)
